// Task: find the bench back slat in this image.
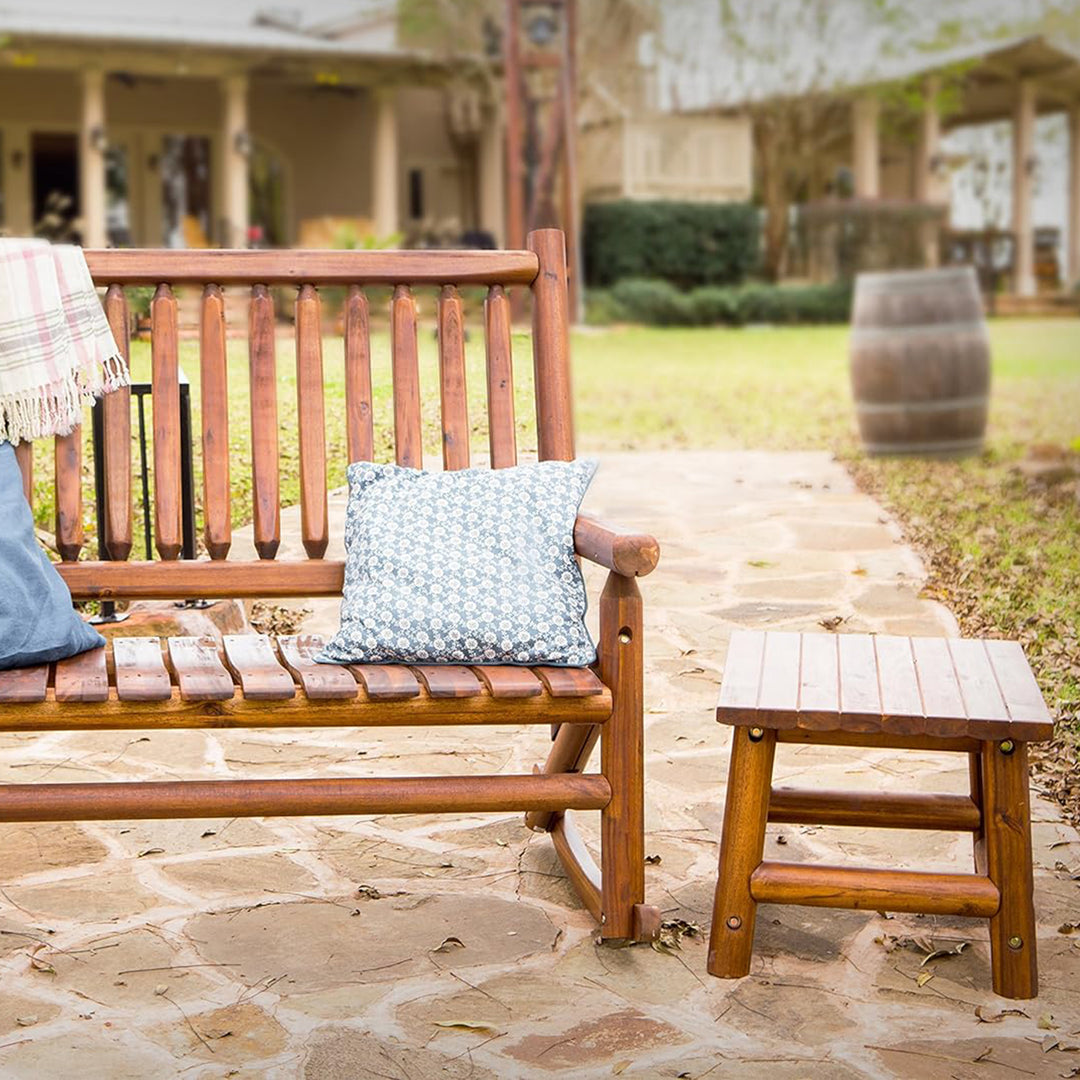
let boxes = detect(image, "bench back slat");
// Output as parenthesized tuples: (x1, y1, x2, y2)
(54, 430, 83, 561)
(102, 285, 133, 560)
(437, 284, 470, 471)
(56, 231, 570, 600)
(344, 284, 374, 464)
(151, 284, 183, 560)
(199, 284, 231, 559)
(248, 284, 281, 559)
(484, 284, 517, 468)
(295, 284, 329, 558)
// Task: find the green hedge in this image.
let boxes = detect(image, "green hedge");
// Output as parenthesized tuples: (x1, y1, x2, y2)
(583, 200, 759, 288)
(593, 278, 852, 327)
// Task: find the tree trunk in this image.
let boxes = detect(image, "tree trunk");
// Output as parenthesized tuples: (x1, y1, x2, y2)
(755, 115, 789, 282)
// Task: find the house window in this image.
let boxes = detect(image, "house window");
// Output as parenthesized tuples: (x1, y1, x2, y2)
(408, 167, 424, 221)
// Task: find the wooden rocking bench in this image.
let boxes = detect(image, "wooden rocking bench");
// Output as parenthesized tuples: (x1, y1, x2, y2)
(1, 229, 661, 943)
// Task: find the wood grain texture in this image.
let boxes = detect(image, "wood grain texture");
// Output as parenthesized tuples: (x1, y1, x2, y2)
(53, 431, 83, 561)
(113, 637, 172, 702)
(276, 635, 358, 700)
(0, 773, 612, 823)
(344, 285, 374, 463)
(549, 810, 602, 921)
(391, 285, 422, 468)
(472, 666, 543, 698)
(437, 285, 470, 470)
(484, 284, 517, 468)
(85, 248, 540, 286)
(707, 724, 777, 978)
(573, 515, 659, 577)
(0, 664, 48, 704)
(54, 647, 109, 703)
(150, 283, 182, 559)
(294, 284, 329, 558)
(527, 229, 574, 461)
(349, 664, 421, 701)
(768, 787, 982, 831)
(534, 666, 605, 697)
(248, 284, 281, 559)
(199, 283, 231, 558)
(101, 284, 133, 559)
(412, 665, 483, 699)
(837, 633, 881, 729)
(222, 635, 296, 700)
(166, 637, 235, 702)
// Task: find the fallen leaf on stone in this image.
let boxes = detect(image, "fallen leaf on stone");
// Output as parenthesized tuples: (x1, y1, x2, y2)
(747, 559, 775, 568)
(916, 971, 934, 987)
(14, 1017, 36, 1027)
(612, 1062, 631, 1075)
(678, 666, 704, 676)
(1058, 922, 1080, 935)
(356, 885, 382, 901)
(200, 829, 216, 838)
(1046, 1036, 1063, 1053)
(496, 839, 509, 847)
(975, 1005, 1028, 1023)
(818, 615, 846, 630)
(1049, 840, 1075, 849)
(920, 941, 968, 966)
(153, 984, 168, 996)
(27, 945, 55, 975)
(775, 834, 788, 845)
(138, 847, 165, 858)
(644, 854, 662, 865)
(432, 936, 465, 954)
(652, 919, 700, 955)
(200, 1028, 233, 1041)
(852, 567, 868, 576)
(1061, 1067, 1080, 1078)
(1041, 1014, 1060, 1031)
(433, 1020, 499, 1035)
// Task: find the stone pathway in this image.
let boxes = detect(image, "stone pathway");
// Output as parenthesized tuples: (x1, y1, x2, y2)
(0, 450, 1077, 1079)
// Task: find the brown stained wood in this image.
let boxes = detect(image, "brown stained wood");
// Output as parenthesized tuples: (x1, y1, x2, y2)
(349, 664, 421, 701)
(0, 773, 612, 824)
(101, 284, 133, 559)
(150, 284, 182, 559)
(412, 665, 483, 699)
(344, 285, 374, 463)
(767, 788, 982, 831)
(14, 440, 32, 505)
(53, 431, 83, 561)
(523, 720, 603, 832)
(748, 862, 1000, 918)
(796, 633, 839, 729)
(527, 229, 575, 461)
(534, 666, 605, 698)
(199, 284, 231, 559)
(0, 664, 48, 704)
(549, 811, 602, 921)
(777, 728, 982, 753)
(756, 632, 801, 720)
(984, 639, 1053, 738)
(54, 647, 109, 703)
(949, 638, 1010, 734)
(166, 637, 235, 702)
(390, 285, 422, 468)
(874, 634, 925, 732)
(573, 515, 660, 578)
(707, 725, 777, 978)
(598, 572, 648, 940)
(484, 284, 517, 468)
(0, 688, 612, 732)
(112, 637, 172, 702)
(222, 635, 296, 701)
(276, 635, 357, 700)
(837, 634, 881, 729)
(472, 666, 543, 698)
(437, 285, 470, 470)
(294, 284, 329, 558)
(911, 636, 966, 728)
(982, 739, 1039, 998)
(248, 284, 281, 559)
(85, 248, 540, 286)
(716, 629, 766, 717)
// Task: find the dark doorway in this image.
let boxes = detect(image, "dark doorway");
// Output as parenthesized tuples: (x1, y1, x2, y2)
(32, 132, 79, 230)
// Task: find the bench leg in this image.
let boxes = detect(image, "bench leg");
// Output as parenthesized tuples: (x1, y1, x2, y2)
(982, 739, 1038, 999)
(707, 724, 776, 978)
(598, 572, 655, 941)
(969, 751, 988, 875)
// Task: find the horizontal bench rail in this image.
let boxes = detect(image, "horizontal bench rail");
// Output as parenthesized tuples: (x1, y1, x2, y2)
(767, 787, 982, 832)
(0, 773, 612, 822)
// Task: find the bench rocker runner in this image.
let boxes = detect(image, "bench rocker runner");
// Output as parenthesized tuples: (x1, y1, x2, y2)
(0, 229, 662, 944)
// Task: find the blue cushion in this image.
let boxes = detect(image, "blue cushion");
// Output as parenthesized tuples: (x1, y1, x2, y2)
(0, 441, 104, 670)
(319, 459, 597, 667)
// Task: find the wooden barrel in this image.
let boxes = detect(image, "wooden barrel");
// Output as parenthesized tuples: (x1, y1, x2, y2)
(850, 266, 990, 455)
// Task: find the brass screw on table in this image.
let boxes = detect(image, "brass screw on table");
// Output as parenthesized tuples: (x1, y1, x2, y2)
(1008, 935, 1024, 950)
(748, 727, 764, 742)
(999, 739, 1016, 755)
(726, 915, 742, 930)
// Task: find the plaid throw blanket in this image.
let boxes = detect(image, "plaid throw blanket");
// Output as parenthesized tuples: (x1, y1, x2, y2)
(0, 239, 129, 444)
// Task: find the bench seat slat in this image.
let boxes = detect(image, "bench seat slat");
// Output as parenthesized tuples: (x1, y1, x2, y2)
(413, 665, 483, 698)
(223, 635, 296, 701)
(113, 638, 172, 702)
(55, 647, 109, 703)
(472, 666, 544, 698)
(167, 637, 235, 701)
(0, 664, 49, 704)
(534, 666, 605, 697)
(277, 636, 358, 700)
(349, 664, 421, 700)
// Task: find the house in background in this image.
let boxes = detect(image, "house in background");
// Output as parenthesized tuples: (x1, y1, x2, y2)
(0, 0, 505, 249)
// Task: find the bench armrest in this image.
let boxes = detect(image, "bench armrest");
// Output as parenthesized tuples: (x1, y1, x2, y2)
(573, 514, 659, 578)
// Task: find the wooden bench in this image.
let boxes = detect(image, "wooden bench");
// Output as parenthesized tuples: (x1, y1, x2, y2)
(707, 630, 1053, 999)
(1, 229, 661, 944)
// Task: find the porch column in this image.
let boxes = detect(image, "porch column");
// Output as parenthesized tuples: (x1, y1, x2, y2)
(1012, 78, 1036, 297)
(915, 76, 943, 267)
(477, 103, 505, 247)
(371, 87, 399, 240)
(852, 95, 880, 199)
(79, 68, 108, 248)
(1, 125, 33, 235)
(1068, 102, 1080, 287)
(221, 74, 249, 248)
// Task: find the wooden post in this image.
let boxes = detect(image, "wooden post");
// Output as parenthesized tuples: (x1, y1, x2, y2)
(561, 0, 582, 322)
(504, 0, 525, 253)
(478, 102, 506, 248)
(915, 75, 943, 268)
(707, 725, 777, 978)
(221, 74, 250, 249)
(79, 68, 107, 248)
(852, 95, 880, 200)
(372, 87, 400, 240)
(1068, 102, 1080, 287)
(1012, 79, 1037, 298)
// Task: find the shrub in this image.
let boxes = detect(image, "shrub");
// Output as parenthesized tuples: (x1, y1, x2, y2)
(610, 279, 697, 326)
(583, 200, 759, 288)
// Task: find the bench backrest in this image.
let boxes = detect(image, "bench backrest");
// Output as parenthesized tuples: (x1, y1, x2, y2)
(23, 229, 574, 601)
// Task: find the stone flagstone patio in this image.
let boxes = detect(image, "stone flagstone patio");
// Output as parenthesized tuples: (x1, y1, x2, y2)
(0, 450, 1077, 1078)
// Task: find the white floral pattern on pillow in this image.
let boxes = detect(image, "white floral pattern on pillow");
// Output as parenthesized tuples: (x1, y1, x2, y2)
(317, 459, 597, 667)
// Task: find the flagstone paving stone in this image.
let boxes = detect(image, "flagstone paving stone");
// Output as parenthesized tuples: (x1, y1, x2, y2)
(0, 450, 1076, 1078)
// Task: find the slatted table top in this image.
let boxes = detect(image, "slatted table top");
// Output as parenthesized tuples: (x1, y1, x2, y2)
(717, 630, 1053, 742)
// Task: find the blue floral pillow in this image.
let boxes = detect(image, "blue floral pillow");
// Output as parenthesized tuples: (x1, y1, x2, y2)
(318, 459, 597, 667)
